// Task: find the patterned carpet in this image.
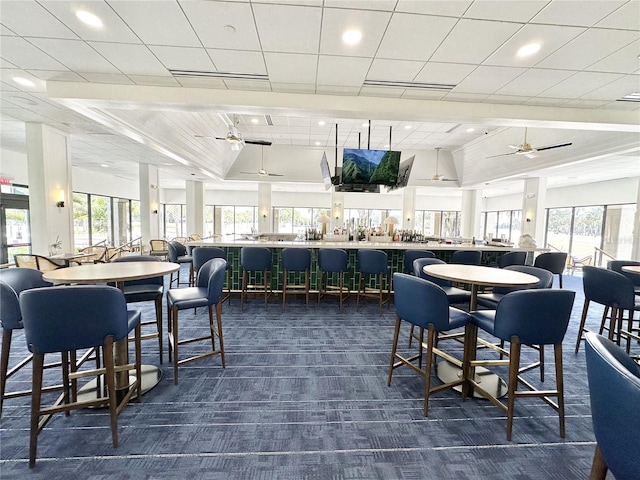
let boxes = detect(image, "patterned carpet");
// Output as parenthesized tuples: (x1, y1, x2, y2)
(0, 271, 616, 479)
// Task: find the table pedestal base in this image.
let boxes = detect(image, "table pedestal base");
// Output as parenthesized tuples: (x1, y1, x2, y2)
(77, 364, 162, 406)
(436, 360, 508, 399)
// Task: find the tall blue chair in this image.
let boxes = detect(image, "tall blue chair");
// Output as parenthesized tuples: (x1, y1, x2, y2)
(585, 332, 640, 480)
(192, 247, 231, 304)
(413, 258, 471, 305)
(281, 248, 311, 308)
(451, 250, 482, 266)
(240, 247, 272, 310)
(168, 240, 194, 288)
(388, 273, 470, 416)
(0, 268, 52, 419)
(608, 260, 640, 295)
(465, 289, 575, 440)
(317, 249, 350, 312)
(112, 256, 165, 363)
(498, 251, 527, 268)
(19, 285, 142, 467)
(533, 252, 568, 288)
(166, 258, 227, 385)
(403, 250, 435, 274)
(356, 249, 391, 313)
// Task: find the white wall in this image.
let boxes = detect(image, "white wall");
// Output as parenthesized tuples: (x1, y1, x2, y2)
(73, 167, 139, 199)
(0, 148, 29, 185)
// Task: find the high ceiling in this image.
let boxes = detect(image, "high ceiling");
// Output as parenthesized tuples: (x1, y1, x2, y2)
(1, 0, 639, 196)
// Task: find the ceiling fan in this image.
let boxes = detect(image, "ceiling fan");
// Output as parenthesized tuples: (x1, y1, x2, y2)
(487, 127, 572, 159)
(195, 115, 272, 150)
(420, 147, 458, 182)
(240, 146, 284, 177)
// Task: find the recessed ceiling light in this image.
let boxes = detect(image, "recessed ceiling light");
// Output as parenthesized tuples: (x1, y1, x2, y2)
(101, 164, 109, 168)
(318, 120, 326, 126)
(224, 25, 236, 34)
(251, 118, 259, 124)
(517, 42, 541, 57)
(76, 10, 103, 28)
(466, 128, 475, 133)
(315, 141, 321, 146)
(13, 76, 35, 88)
(362, 122, 369, 128)
(384, 144, 390, 149)
(404, 125, 411, 130)
(342, 29, 362, 46)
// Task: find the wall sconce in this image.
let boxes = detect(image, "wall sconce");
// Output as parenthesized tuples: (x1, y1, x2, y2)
(526, 217, 532, 223)
(55, 189, 65, 208)
(151, 202, 158, 214)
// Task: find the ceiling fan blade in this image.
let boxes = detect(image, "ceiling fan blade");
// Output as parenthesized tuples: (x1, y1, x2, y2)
(240, 171, 256, 175)
(245, 139, 272, 146)
(486, 151, 519, 159)
(523, 152, 538, 159)
(267, 173, 284, 177)
(535, 142, 572, 152)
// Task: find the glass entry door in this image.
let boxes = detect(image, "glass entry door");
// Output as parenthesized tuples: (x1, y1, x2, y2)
(0, 192, 30, 265)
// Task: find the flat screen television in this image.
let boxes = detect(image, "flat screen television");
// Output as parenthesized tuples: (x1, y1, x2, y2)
(341, 148, 401, 186)
(319, 152, 332, 191)
(388, 155, 415, 191)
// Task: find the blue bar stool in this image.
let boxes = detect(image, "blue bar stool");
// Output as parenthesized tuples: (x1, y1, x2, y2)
(403, 250, 435, 274)
(498, 251, 527, 268)
(168, 240, 194, 287)
(356, 249, 391, 314)
(533, 252, 568, 288)
(192, 246, 232, 304)
(451, 250, 482, 265)
(240, 247, 272, 310)
(317, 248, 350, 312)
(281, 248, 311, 309)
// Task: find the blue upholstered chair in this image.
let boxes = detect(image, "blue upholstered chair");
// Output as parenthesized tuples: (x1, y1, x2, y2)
(281, 248, 311, 308)
(403, 250, 435, 274)
(450, 250, 482, 266)
(608, 260, 640, 295)
(575, 266, 640, 354)
(498, 251, 527, 268)
(317, 249, 350, 312)
(476, 265, 553, 310)
(585, 332, 640, 480)
(240, 247, 272, 310)
(466, 289, 575, 440)
(413, 258, 471, 306)
(111, 256, 165, 363)
(19, 285, 142, 467)
(166, 258, 227, 384)
(388, 273, 470, 416)
(0, 268, 52, 419)
(533, 252, 568, 288)
(192, 247, 231, 304)
(356, 249, 391, 313)
(168, 240, 194, 288)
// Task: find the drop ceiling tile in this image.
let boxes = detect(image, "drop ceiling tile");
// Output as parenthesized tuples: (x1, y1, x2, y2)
(537, 28, 640, 70)
(431, 19, 522, 64)
(0, 58, 18, 69)
(0, 1, 76, 38)
(485, 94, 530, 104)
(359, 86, 405, 98)
(271, 82, 317, 93)
(39, 1, 141, 43)
(325, 0, 396, 10)
(317, 84, 362, 96)
(523, 97, 569, 106)
(484, 24, 586, 68)
(0, 36, 68, 71)
(127, 75, 181, 87)
(541, 71, 624, 98)
(495, 68, 575, 96)
(395, 0, 472, 16)
(317, 55, 371, 86)
(454, 65, 527, 94)
(414, 62, 477, 85)
(531, 0, 627, 27)
(0, 69, 47, 92)
(586, 40, 640, 74)
(320, 8, 391, 57)
(444, 92, 490, 102)
(564, 99, 611, 108)
(605, 100, 640, 111)
(25, 70, 86, 82)
(223, 79, 272, 91)
(252, 3, 322, 54)
(376, 13, 457, 62)
(89, 42, 169, 76)
(463, 0, 548, 22)
(366, 59, 425, 82)
(596, 1, 640, 30)
(149, 46, 216, 72)
(175, 77, 227, 89)
(27, 38, 120, 73)
(180, 1, 261, 50)
(109, 1, 200, 47)
(580, 75, 640, 101)
(79, 73, 135, 85)
(400, 89, 447, 100)
(264, 53, 318, 84)
(206, 49, 267, 75)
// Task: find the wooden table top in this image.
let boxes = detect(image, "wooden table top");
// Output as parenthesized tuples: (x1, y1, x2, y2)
(422, 264, 540, 288)
(43, 261, 179, 284)
(621, 265, 640, 274)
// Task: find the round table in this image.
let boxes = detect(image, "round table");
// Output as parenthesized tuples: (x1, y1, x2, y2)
(621, 265, 640, 274)
(43, 261, 180, 402)
(422, 263, 540, 398)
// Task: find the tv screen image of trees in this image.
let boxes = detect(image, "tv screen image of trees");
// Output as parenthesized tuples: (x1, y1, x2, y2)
(341, 149, 400, 186)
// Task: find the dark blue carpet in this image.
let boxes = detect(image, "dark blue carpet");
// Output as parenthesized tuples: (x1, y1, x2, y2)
(0, 273, 616, 479)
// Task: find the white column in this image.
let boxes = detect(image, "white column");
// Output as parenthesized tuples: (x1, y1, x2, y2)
(257, 183, 272, 233)
(461, 189, 482, 240)
(25, 123, 73, 255)
(186, 180, 204, 237)
(402, 187, 416, 230)
(522, 177, 547, 246)
(139, 163, 160, 249)
(632, 176, 640, 259)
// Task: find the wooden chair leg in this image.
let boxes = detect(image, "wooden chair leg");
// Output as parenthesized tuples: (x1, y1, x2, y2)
(387, 317, 402, 386)
(282, 270, 287, 308)
(423, 326, 435, 417)
(0, 329, 12, 419)
(172, 307, 179, 385)
(155, 295, 163, 364)
(589, 445, 608, 480)
(555, 343, 565, 438)
(28, 353, 44, 468)
(575, 300, 590, 353)
(216, 302, 225, 368)
(102, 338, 118, 448)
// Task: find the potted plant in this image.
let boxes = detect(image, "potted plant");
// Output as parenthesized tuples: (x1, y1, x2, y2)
(49, 235, 62, 256)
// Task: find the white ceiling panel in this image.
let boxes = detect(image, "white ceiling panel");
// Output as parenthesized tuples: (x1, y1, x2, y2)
(395, 0, 472, 16)
(79, 73, 134, 85)
(108, 1, 200, 47)
(179, 1, 261, 51)
(149, 45, 215, 72)
(454, 65, 528, 95)
(206, 49, 267, 76)
(541, 71, 624, 98)
(580, 75, 640, 100)
(89, 42, 169, 76)
(324, 0, 396, 10)
(25, 70, 87, 82)
(375, 13, 457, 62)
(0, 1, 76, 38)
(26, 37, 120, 73)
(0, 36, 68, 71)
(271, 82, 316, 93)
(366, 59, 424, 82)
(431, 19, 523, 64)
(252, 3, 322, 54)
(496, 68, 575, 97)
(264, 52, 318, 84)
(463, 0, 548, 22)
(532, 0, 628, 27)
(317, 55, 372, 87)
(127, 75, 180, 87)
(413, 62, 477, 85)
(596, 0, 640, 30)
(359, 86, 405, 98)
(223, 79, 272, 92)
(39, 1, 141, 43)
(586, 39, 640, 74)
(319, 7, 392, 57)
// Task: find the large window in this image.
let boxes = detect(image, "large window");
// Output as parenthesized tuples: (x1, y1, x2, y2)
(163, 204, 187, 239)
(483, 209, 522, 242)
(73, 192, 139, 248)
(274, 207, 327, 234)
(415, 210, 461, 238)
(219, 206, 258, 236)
(545, 205, 605, 264)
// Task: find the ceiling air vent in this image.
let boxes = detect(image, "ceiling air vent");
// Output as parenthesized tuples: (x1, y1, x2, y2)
(617, 92, 640, 103)
(363, 80, 455, 90)
(169, 70, 269, 81)
(264, 114, 274, 126)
